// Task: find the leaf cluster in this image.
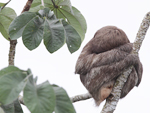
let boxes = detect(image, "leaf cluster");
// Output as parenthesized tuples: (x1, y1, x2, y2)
(0, 66, 76, 113)
(0, 0, 87, 53)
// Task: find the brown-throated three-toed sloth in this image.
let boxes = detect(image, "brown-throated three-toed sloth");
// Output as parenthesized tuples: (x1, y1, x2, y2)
(75, 26, 143, 106)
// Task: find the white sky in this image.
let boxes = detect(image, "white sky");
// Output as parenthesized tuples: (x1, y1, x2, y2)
(0, 0, 150, 113)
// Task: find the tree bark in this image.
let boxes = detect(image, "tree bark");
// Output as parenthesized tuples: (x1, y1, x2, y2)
(8, 0, 33, 66)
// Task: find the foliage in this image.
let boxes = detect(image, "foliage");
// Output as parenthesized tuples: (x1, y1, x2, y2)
(8, 0, 87, 53)
(0, 66, 76, 113)
(0, 0, 87, 113)
(0, 5, 17, 40)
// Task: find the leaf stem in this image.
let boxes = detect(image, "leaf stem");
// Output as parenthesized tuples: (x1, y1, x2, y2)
(51, 0, 58, 8)
(41, 0, 44, 6)
(0, 0, 11, 11)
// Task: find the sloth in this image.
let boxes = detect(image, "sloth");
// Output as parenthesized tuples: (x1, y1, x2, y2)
(75, 26, 143, 105)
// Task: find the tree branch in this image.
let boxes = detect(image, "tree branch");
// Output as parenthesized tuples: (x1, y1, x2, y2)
(101, 11, 150, 113)
(8, 39, 17, 65)
(21, 0, 33, 13)
(8, 0, 34, 66)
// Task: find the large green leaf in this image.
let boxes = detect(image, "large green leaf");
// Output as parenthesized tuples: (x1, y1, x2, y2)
(43, 19, 65, 53)
(53, 85, 76, 113)
(0, 66, 21, 78)
(22, 16, 44, 50)
(24, 77, 55, 113)
(0, 67, 28, 105)
(62, 20, 81, 53)
(9, 12, 37, 40)
(0, 7, 17, 40)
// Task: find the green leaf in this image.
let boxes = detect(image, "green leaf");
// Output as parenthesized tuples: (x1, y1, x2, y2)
(0, 7, 17, 40)
(43, 19, 65, 53)
(0, 70, 28, 105)
(0, 66, 21, 78)
(58, 0, 72, 9)
(58, 8, 84, 41)
(22, 16, 44, 50)
(24, 77, 55, 113)
(9, 12, 37, 40)
(72, 6, 87, 34)
(53, 85, 76, 113)
(62, 20, 81, 53)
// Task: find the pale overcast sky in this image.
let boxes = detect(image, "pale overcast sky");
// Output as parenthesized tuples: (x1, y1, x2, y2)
(0, 0, 150, 113)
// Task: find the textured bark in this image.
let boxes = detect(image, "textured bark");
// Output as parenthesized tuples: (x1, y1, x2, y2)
(8, 39, 17, 65)
(101, 11, 150, 113)
(70, 93, 91, 103)
(21, 0, 33, 13)
(8, 0, 34, 66)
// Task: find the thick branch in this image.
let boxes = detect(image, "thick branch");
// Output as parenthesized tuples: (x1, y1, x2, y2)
(8, 0, 33, 66)
(101, 12, 150, 113)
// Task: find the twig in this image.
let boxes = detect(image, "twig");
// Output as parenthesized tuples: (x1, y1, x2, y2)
(101, 11, 150, 113)
(18, 93, 91, 105)
(0, 0, 11, 10)
(21, 0, 33, 13)
(71, 93, 91, 103)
